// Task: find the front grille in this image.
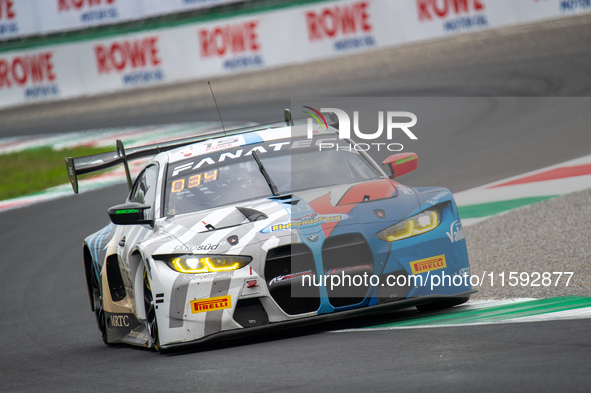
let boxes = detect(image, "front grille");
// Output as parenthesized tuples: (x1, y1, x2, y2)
(264, 244, 320, 315)
(322, 233, 373, 308)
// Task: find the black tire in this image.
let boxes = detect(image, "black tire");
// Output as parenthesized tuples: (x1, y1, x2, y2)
(143, 269, 161, 352)
(416, 296, 470, 312)
(91, 265, 112, 346)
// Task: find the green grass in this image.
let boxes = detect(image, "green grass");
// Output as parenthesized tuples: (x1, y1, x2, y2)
(0, 146, 114, 200)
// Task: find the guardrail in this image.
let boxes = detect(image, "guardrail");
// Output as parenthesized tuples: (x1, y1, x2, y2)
(1, 0, 589, 110)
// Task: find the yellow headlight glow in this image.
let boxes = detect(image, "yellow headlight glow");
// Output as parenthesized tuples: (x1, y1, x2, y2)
(168, 255, 251, 274)
(377, 210, 441, 242)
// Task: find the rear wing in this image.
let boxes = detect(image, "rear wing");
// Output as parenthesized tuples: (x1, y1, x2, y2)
(64, 137, 193, 194)
(65, 123, 266, 194)
(65, 109, 339, 194)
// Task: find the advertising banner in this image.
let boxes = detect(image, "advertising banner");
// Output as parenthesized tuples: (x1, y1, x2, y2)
(2, 0, 591, 109)
(382, 0, 517, 44)
(0, 45, 84, 106)
(177, 10, 293, 79)
(1, 0, 246, 41)
(0, 0, 40, 41)
(292, 0, 391, 63)
(75, 30, 189, 95)
(37, 0, 144, 34)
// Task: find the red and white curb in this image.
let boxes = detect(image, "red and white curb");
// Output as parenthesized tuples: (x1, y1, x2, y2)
(455, 154, 591, 227)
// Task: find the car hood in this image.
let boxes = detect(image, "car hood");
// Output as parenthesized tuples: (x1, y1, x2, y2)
(149, 178, 440, 255)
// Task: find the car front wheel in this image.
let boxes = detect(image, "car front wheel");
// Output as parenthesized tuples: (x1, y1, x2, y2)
(91, 265, 111, 346)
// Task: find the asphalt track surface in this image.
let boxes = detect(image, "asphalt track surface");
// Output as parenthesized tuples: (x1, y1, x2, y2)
(2, 15, 591, 393)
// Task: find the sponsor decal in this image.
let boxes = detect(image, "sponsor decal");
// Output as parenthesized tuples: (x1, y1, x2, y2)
(198, 20, 264, 71)
(58, 0, 119, 24)
(396, 156, 416, 165)
(0, 52, 60, 100)
(169, 135, 411, 177)
(417, 0, 488, 33)
(290, 213, 348, 228)
(171, 141, 290, 175)
(190, 295, 232, 314)
(446, 220, 465, 243)
(305, 1, 376, 52)
(109, 314, 130, 327)
(94, 36, 164, 86)
(182, 271, 233, 281)
(426, 191, 449, 205)
(262, 213, 349, 233)
(115, 208, 138, 214)
(174, 241, 225, 251)
(269, 270, 312, 286)
(410, 254, 447, 274)
(170, 138, 349, 176)
(307, 233, 319, 242)
(326, 264, 372, 275)
(203, 136, 241, 152)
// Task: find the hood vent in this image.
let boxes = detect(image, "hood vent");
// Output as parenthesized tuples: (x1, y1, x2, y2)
(236, 206, 268, 222)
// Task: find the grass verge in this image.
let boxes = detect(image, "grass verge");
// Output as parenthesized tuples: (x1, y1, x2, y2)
(0, 146, 114, 200)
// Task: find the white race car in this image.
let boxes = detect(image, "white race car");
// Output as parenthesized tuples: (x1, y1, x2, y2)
(66, 113, 472, 352)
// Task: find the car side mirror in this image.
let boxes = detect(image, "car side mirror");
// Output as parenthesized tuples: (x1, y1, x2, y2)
(108, 202, 153, 226)
(382, 153, 418, 178)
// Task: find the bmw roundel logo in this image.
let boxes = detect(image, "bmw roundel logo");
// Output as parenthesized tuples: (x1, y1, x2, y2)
(308, 234, 319, 242)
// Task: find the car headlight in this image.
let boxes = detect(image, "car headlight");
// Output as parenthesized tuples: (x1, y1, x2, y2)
(166, 255, 252, 274)
(376, 209, 441, 242)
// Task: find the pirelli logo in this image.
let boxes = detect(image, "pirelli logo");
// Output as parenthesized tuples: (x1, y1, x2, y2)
(190, 295, 232, 314)
(410, 255, 447, 275)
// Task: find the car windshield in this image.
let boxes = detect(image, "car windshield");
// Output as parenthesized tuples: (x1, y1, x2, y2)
(164, 138, 381, 216)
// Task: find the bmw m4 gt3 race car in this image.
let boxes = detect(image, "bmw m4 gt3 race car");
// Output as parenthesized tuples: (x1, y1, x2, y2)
(65, 112, 473, 352)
